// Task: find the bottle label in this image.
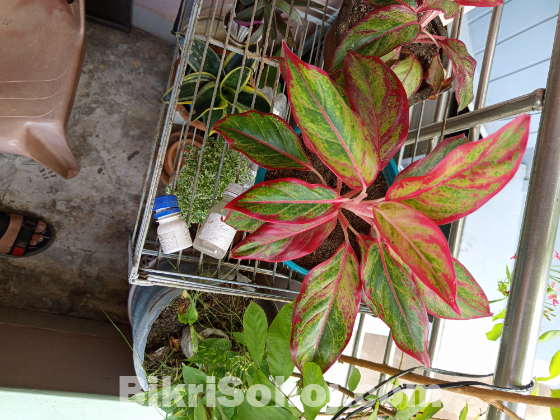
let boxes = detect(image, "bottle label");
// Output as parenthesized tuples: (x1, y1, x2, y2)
(159, 231, 179, 253)
(199, 213, 236, 251)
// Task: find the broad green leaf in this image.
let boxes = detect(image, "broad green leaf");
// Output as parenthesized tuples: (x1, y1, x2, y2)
(537, 348, 560, 381)
(231, 214, 338, 262)
(130, 387, 190, 414)
(426, 53, 445, 95)
(551, 389, 560, 420)
(492, 308, 506, 321)
(395, 135, 468, 182)
(194, 398, 207, 420)
(178, 292, 199, 325)
(367, 401, 380, 420)
(205, 104, 231, 132)
(191, 81, 228, 121)
(223, 44, 258, 75)
(275, 0, 302, 24)
(485, 323, 503, 341)
(291, 243, 362, 372)
(387, 115, 530, 225)
(267, 303, 296, 381)
(380, 46, 402, 67)
(539, 330, 560, 344)
(236, 398, 299, 420)
(224, 85, 271, 113)
(347, 367, 361, 392)
(415, 401, 443, 420)
(224, 210, 264, 233)
(359, 236, 430, 365)
(253, 369, 287, 407)
(331, 5, 420, 72)
(391, 54, 423, 99)
(302, 362, 330, 420)
(220, 67, 253, 92)
(188, 38, 222, 76)
(225, 178, 343, 224)
(244, 301, 268, 365)
(162, 72, 216, 104)
(415, 259, 491, 320)
(417, 0, 460, 19)
(344, 52, 409, 168)
(213, 111, 312, 171)
(459, 402, 468, 420)
(284, 44, 380, 190)
(233, 332, 246, 346)
(188, 338, 232, 367)
(373, 201, 459, 313)
(440, 39, 477, 111)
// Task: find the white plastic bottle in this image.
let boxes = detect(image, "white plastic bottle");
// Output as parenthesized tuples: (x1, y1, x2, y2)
(193, 183, 245, 259)
(153, 195, 192, 253)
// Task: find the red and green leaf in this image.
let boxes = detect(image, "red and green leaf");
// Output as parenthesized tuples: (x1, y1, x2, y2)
(225, 178, 344, 224)
(367, 0, 418, 7)
(330, 5, 421, 73)
(415, 258, 492, 320)
(380, 46, 402, 67)
(386, 115, 530, 224)
(373, 201, 459, 313)
(291, 242, 362, 372)
(213, 111, 312, 171)
(284, 44, 380, 189)
(359, 235, 430, 365)
(455, 0, 503, 6)
(231, 214, 338, 262)
(225, 210, 264, 233)
(394, 134, 468, 182)
(391, 54, 423, 98)
(440, 39, 477, 111)
(344, 52, 409, 168)
(426, 53, 445, 95)
(417, 0, 460, 19)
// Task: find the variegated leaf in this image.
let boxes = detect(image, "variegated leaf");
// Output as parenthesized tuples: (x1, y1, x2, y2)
(224, 210, 264, 233)
(440, 39, 476, 111)
(189, 38, 222, 77)
(223, 44, 258, 75)
(380, 46, 402, 67)
(373, 201, 459, 313)
(191, 81, 228, 121)
(213, 111, 312, 171)
(368, 0, 418, 7)
(291, 242, 362, 372)
(220, 66, 253, 92)
(224, 178, 344, 224)
(395, 134, 468, 182)
(162, 72, 216, 104)
(415, 259, 492, 320)
(284, 44, 380, 189)
(231, 214, 338, 261)
(455, 0, 503, 5)
(417, 0, 460, 19)
(359, 235, 430, 365)
(387, 115, 530, 224)
(391, 54, 423, 98)
(223, 85, 272, 113)
(344, 53, 409, 169)
(426, 53, 445, 95)
(331, 5, 420, 73)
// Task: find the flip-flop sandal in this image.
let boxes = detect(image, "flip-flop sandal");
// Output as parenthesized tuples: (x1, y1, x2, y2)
(0, 212, 54, 257)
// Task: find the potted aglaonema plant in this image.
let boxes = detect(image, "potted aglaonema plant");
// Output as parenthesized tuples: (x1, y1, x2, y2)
(211, 42, 529, 372)
(323, 0, 503, 107)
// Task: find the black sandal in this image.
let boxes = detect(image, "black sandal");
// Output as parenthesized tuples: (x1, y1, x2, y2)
(0, 212, 54, 257)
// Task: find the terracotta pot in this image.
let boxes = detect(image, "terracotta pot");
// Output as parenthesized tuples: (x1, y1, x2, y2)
(322, 0, 449, 106)
(160, 132, 203, 186)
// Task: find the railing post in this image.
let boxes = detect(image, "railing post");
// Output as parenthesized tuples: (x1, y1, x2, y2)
(487, 6, 560, 419)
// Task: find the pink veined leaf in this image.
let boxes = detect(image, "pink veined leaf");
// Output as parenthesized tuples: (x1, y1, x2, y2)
(426, 52, 445, 95)
(555, 251, 560, 261)
(225, 210, 264, 233)
(230, 213, 338, 262)
(439, 39, 477, 111)
(344, 52, 409, 169)
(291, 242, 363, 372)
(511, 253, 516, 260)
(416, 0, 460, 19)
(414, 258, 492, 320)
(379, 46, 402, 68)
(455, 0, 503, 6)
(358, 234, 430, 365)
(387, 115, 530, 225)
(283, 43, 380, 189)
(224, 178, 344, 224)
(373, 201, 459, 313)
(391, 54, 423, 98)
(268, 56, 287, 81)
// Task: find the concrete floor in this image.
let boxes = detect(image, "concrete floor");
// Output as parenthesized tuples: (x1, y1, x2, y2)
(0, 23, 173, 324)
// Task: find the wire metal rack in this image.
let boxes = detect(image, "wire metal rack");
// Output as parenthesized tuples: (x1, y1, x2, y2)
(127, 2, 560, 415)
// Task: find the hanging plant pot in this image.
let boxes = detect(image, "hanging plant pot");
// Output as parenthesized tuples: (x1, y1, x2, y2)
(322, 0, 449, 106)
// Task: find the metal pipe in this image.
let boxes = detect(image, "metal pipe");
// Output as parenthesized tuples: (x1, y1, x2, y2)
(469, 5, 504, 142)
(405, 89, 544, 145)
(487, 8, 560, 420)
(377, 333, 396, 396)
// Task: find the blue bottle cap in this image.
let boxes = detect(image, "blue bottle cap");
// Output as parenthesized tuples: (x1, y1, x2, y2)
(154, 207, 181, 220)
(154, 195, 179, 211)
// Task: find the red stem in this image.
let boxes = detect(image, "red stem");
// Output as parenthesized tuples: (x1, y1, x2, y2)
(311, 167, 327, 185)
(338, 212, 350, 244)
(337, 178, 342, 194)
(419, 10, 440, 28)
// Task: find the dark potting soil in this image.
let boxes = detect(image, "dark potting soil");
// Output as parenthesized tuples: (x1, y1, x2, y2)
(264, 139, 388, 270)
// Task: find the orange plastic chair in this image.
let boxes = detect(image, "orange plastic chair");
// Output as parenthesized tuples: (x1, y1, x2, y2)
(0, 0, 85, 179)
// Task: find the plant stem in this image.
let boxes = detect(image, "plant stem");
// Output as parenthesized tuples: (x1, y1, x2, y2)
(338, 355, 560, 409)
(418, 10, 440, 28)
(311, 167, 327, 185)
